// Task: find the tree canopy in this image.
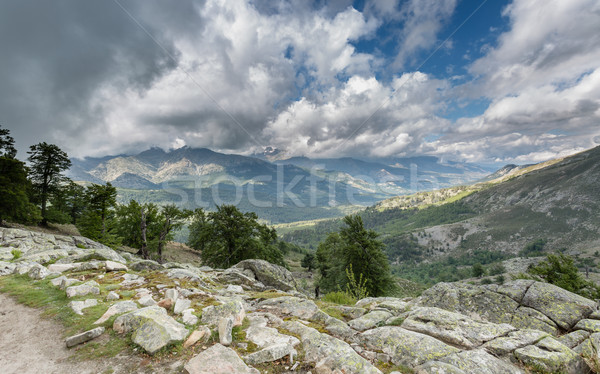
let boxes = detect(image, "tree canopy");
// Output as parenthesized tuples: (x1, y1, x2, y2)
(188, 204, 283, 268)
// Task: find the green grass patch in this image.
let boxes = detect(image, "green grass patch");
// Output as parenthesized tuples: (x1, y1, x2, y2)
(321, 291, 356, 305)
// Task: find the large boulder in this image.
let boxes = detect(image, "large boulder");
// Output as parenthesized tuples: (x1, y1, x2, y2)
(514, 337, 582, 374)
(184, 344, 259, 374)
(232, 259, 297, 291)
(113, 306, 188, 354)
(360, 326, 459, 368)
(428, 349, 525, 374)
(65, 280, 100, 298)
(201, 299, 245, 327)
(520, 281, 597, 330)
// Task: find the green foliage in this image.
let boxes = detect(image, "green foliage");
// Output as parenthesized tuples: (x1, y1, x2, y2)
(520, 238, 548, 257)
(0, 157, 40, 224)
(472, 263, 485, 278)
(494, 274, 505, 284)
(77, 183, 119, 246)
(488, 263, 506, 275)
(186, 208, 209, 253)
(46, 181, 86, 225)
(27, 142, 72, 225)
(344, 264, 369, 300)
(322, 291, 356, 305)
(316, 215, 394, 297)
(155, 204, 192, 262)
(11, 249, 21, 260)
(0, 124, 17, 159)
(527, 253, 600, 299)
(188, 204, 284, 268)
(301, 252, 316, 271)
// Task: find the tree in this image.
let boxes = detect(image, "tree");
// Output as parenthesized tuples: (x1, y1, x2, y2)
(316, 215, 395, 297)
(0, 125, 17, 159)
(520, 239, 548, 257)
(189, 205, 284, 268)
(527, 254, 600, 298)
(472, 263, 485, 278)
(155, 204, 191, 263)
(27, 142, 71, 225)
(114, 200, 161, 259)
(301, 253, 316, 271)
(84, 183, 117, 236)
(187, 208, 210, 253)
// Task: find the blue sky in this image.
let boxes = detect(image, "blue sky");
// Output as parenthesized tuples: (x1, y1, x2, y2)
(1, 0, 599, 165)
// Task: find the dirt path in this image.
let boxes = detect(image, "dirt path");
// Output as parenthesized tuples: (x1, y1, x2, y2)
(0, 292, 157, 374)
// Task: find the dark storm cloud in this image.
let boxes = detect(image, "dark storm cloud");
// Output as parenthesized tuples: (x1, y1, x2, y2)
(0, 0, 187, 155)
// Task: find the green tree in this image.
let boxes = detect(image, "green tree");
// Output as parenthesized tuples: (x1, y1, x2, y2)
(187, 208, 210, 252)
(527, 254, 600, 298)
(155, 204, 192, 263)
(316, 215, 394, 297)
(27, 142, 72, 225)
(77, 183, 118, 245)
(301, 252, 316, 271)
(114, 200, 161, 259)
(189, 205, 283, 268)
(472, 263, 485, 278)
(520, 239, 548, 257)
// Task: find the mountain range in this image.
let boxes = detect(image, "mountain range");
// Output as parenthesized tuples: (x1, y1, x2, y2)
(67, 146, 493, 223)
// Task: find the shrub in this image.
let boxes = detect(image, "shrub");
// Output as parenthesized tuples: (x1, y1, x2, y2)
(322, 291, 356, 305)
(11, 249, 21, 260)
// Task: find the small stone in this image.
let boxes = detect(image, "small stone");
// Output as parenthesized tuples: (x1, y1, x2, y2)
(158, 298, 174, 310)
(183, 326, 211, 348)
(106, 291, 120, 301)
(184, 343, 259, 374)
(226, 285, 244, 293)
(66, 281, 100, 298)
(69, 299, 98, 315)
(219, 316, 234, 346)
(48, 263, 77, 273)
(182, 309, 199, 325)
(165, 288, 179, 301)
(138, 295, 157, 307)
(94, 300, 138, 325)
(59, 277, 78, 290)
(65, 327, 105, 348)
(174, 298, 192, 315)
(105, 260, 128, 272)
(28, 264, 50, 280)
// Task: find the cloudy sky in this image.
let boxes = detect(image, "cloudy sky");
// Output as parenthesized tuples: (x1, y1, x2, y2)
(2, 0, 599, 164)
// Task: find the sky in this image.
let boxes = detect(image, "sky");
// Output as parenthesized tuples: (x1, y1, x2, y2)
(1, 0, 599, 165)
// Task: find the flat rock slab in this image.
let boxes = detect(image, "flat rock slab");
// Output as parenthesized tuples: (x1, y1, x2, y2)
(483, 329, 548, 356)
(69, 299, 98, 315)
(105, 261, 128, 272)
(402, 307, 515, 349)
(66, 281, 100, 298)
(360, 326, 459, 368)
(202, 299, 245, 326)
(184, 343, 259, 374)
(514, 337, 581, 374)
(435, 349, 525, 374)
(257, 296, 318, 320)
(574, 319, 600, 333)
(348, 310, 392, 331)
(65, 327, 105, 348)
(244, 343, 296, 365)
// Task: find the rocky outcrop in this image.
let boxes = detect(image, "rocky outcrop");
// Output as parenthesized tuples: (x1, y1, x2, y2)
(3, 227, 600, 373)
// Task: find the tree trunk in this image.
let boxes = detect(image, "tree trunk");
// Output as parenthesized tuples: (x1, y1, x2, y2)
(139, 207, 149, 259)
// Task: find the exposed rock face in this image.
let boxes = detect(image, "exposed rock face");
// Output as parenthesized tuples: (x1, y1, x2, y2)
(233, 259, 297, 291)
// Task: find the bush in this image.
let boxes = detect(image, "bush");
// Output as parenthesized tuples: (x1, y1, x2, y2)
(10, 249, 21, 260)
(520, 239, 547, 257)
(322, 291, 356, 305)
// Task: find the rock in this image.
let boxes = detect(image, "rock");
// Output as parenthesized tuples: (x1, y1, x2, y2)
(48, 263, 77, 273)
(415, 282, 518, 325)
(94, 300, 138, 325)
(244, 343, 297, 365)
(218, 268, 264, 290)
(201, 299, 245, 327)
(165, 288, 179, 301)
(105, 260, 128, 272)
(51, 275, 67, 287)
(360, 326, 459, 368)
(165, 268, 206, 283)
(59, 277, 78, 290)
(331, 305, 367, 320)
(65, 327, 105, 348)
(559, 330, 590, 349)
(521, 281, 596, 330)
(574, 319, 600, 333)
(157, 298, 174, 310)
(226, 285, 244, 293)
(510, 306, 559, 334)
(184, 343, 259, 374)
(76, 260, 103, 271)
(120, 273, 145, 287)
(257, 297, 318, 320)
(284, 321, 382, 374)
(233, 259, 297, 291)
(514, 337, 581, 374)
(0, 261, 16, 275)
(245, 325, 300, 349)
(174, 298, 192, 315)
(483, 329, 548, 356)
(27, 264, 50, 280)
(356, 297, 407, 309)
(415, 361, 467, 374)
(182, 309, 199, 325)
(434, 349, 524, 374)
(130, 259, 164, 271)
(401, 307, 515, 349)
(183, 326, 211, 348)
(113, 306, 189, 354)
(219, 316, 234, 346)
(348, 310, 393, 331)
(138, 295, 157, 307)
(66, 280, 100, 298)
(69, 299, 98, 315)
(106, 291, 120, 301)
(495, 279, 536, 302)
(577, 332, 600, 366)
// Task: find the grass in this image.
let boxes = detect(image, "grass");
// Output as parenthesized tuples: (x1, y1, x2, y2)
(321, 291, 356, 305)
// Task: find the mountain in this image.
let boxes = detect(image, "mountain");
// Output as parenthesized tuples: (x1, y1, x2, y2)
(281, 146, 600, 282)
(68, 146, 493, 223)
